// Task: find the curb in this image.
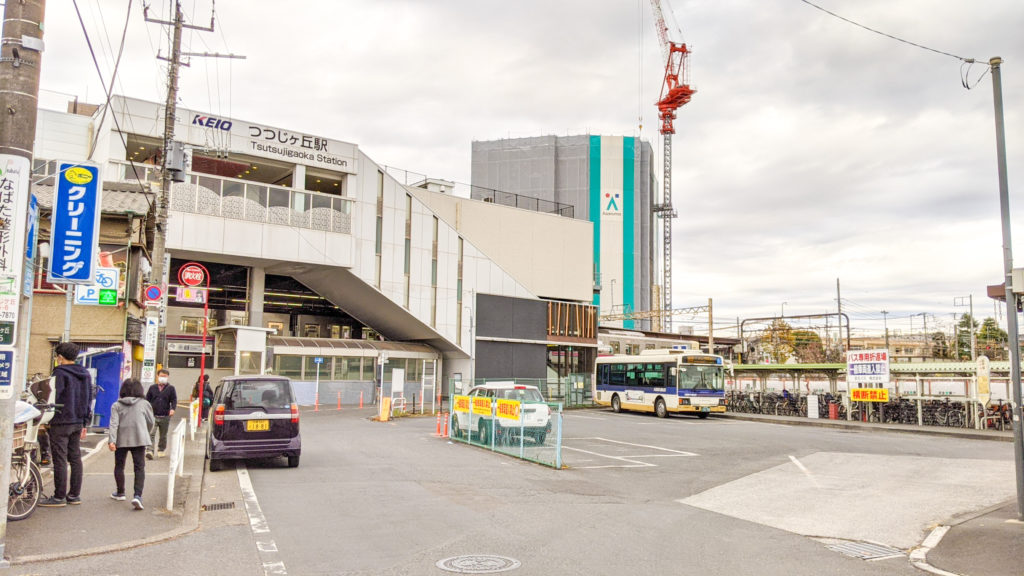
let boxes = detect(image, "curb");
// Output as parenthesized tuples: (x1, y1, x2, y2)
(718, 413, 1014, 442)
(909, 526, 961, 576)
(9, 436, 206, 566)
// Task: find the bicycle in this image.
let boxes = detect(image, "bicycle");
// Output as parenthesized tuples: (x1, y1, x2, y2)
(8, 379, 58, 522)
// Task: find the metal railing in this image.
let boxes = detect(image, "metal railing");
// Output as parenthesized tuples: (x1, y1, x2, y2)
(106, 161, 354, 234)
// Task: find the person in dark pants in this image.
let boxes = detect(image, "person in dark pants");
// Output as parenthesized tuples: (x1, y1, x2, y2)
(145, 368, 177, 459)
(191, 374, 214, 421)
(39, 342, 94, 507)
(108, 378, 154, 511)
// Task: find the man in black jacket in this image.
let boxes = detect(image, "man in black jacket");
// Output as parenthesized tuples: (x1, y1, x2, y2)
(146, 368, 177, 459)
(39, 342, 94, 507)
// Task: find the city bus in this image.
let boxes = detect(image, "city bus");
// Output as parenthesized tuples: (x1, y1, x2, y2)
(594, 347, 726, 418)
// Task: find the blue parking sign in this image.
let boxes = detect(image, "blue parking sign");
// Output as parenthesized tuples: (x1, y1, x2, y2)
(48, 162, 102, 285)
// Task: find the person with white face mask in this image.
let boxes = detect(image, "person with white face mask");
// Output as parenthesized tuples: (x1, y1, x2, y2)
(145, 368, 177, 459)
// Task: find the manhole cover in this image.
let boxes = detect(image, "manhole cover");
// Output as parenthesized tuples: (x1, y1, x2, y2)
(823, 540, 904, 560)
(436, 555, 521, 574)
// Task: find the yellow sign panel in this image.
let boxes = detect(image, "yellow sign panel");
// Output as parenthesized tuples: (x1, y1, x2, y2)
(453, 395, 471, 413)
(495, 399, 521, 421)
(472, 396, 492, 416)
(851, 388, 889, 403)
(380, 397, 391, 422)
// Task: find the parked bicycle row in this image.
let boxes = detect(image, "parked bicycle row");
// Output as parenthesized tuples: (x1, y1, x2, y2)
(724, 391, 1015, 430)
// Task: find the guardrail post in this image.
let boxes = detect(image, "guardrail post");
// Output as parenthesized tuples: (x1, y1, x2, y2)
(555, 404, 564, 469)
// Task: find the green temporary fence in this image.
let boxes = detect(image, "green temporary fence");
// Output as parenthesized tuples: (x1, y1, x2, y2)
(447, 387, 563, 469)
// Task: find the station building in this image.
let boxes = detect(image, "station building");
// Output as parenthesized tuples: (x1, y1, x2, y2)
(28, 96, 599, 402)
(471, 135, 657, 331)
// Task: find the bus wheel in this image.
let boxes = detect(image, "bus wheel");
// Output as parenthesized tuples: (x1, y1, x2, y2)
(611, 395, 622, 413)
(655, 398, 667, 418)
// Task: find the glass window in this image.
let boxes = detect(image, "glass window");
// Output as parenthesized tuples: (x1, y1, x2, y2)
(197, 176, 221, 194)
(274, 355, 302, 379)
(305, 356, 330, 380)
(303, 324, 320, 338)
(180, 316, 203, 335)
(268, 187, 290, 208)
(406, 359, 421, 382)
(222, 179, 244, 198)
(224, 379, 293, 410)
(246, 183, 268, 206)
(678, 366, 725, 391)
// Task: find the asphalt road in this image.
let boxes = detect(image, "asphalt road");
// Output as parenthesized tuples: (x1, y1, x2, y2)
(238, 408, 1013, 575)
(11, 408, 1012, 575)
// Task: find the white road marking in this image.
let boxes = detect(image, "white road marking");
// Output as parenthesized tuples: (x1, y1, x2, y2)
(562, 437, 699, 468)
(590, 437, 698, 456)
(788, 455, 821, 489)
(238, 465, 287, 576)
(562, 445, 655, 469)
(566, 414, 606, 420)
(909, 526, 956, 575)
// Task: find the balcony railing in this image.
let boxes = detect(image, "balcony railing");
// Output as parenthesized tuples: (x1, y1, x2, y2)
(106, 161, 353, 234)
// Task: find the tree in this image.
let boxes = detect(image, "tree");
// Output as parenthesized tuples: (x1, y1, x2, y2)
(956, 314, 980, 360)
(762, 319, 795, 364)
(930, 331, 953, 359)
(978, 317, 1008, 360)
(792, 330, 826, 363)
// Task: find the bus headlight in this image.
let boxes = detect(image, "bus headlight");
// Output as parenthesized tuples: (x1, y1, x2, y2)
(719, 399, 727, 406)
(678, 398, 690, 406)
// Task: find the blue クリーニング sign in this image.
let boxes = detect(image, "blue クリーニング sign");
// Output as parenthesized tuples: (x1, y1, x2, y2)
(48, 162, 102, 285)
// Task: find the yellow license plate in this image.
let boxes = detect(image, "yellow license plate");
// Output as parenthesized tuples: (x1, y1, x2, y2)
(246, 420, 270, 432)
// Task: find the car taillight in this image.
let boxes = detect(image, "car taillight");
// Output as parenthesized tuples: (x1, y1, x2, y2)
(213, 404, 225, 426)
(291, 403, 299, 424)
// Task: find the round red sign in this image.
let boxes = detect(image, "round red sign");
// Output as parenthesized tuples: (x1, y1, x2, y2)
(178, 264, 205, 287)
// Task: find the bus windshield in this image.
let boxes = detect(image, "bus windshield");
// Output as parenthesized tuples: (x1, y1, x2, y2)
(678, 366, 724, 391)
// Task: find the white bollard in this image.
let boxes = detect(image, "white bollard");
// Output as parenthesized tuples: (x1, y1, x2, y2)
(166, 420, 186, 510)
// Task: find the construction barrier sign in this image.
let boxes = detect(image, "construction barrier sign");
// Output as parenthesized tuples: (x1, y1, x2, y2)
(453, 395, 470, 413)
(851, 388, 889, 403)
(496, 399, 521, 421)
(472, 396, 492, 416)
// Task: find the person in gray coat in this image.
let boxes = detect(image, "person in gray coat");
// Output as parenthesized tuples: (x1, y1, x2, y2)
(108, 378, 155, 510)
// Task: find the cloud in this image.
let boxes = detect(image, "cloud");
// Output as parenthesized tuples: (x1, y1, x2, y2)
(37, 0, 1024, 337)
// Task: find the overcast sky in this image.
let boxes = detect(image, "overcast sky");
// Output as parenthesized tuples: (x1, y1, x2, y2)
(37, 0, 1024, 340)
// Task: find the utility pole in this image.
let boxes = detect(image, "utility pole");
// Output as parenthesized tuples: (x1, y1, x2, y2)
(0, 0, 45, 563)
(836, 279, 844, 354)
(989, 56, 1024, 521)
(143, 2, 241, 379)
(881, 310, 889, 353)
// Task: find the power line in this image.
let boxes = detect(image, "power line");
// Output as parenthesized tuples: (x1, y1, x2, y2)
(67, 1, 156, 212)
(798, 0, 973, 62)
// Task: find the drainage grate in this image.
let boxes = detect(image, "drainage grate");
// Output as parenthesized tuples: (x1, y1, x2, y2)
(202, 502, 237, 511)
(824, 540, 904, 560)
(436, 555, 521, 574)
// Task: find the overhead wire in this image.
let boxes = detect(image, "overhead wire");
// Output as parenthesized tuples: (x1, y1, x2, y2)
(71, 0, 155, 213)
(798, 0, 974, 63)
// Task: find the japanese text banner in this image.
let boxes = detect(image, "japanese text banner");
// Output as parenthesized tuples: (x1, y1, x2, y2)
(48, 162, 102, 285)
(472, 397, 492, 416)
(495, 399, 521, 421)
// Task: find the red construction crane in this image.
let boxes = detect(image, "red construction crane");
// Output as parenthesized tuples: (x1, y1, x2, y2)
(649, 0, 695, 332)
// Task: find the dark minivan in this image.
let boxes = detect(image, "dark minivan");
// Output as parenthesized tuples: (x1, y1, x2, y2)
(207, 375, 301, 470)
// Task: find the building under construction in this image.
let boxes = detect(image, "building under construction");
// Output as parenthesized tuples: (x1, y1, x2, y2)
(471, 135, 657, 331)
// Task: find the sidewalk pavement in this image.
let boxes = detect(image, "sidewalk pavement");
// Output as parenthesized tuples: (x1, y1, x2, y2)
(2, 420, 205, 566)
(720, 410, 1023, 576)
